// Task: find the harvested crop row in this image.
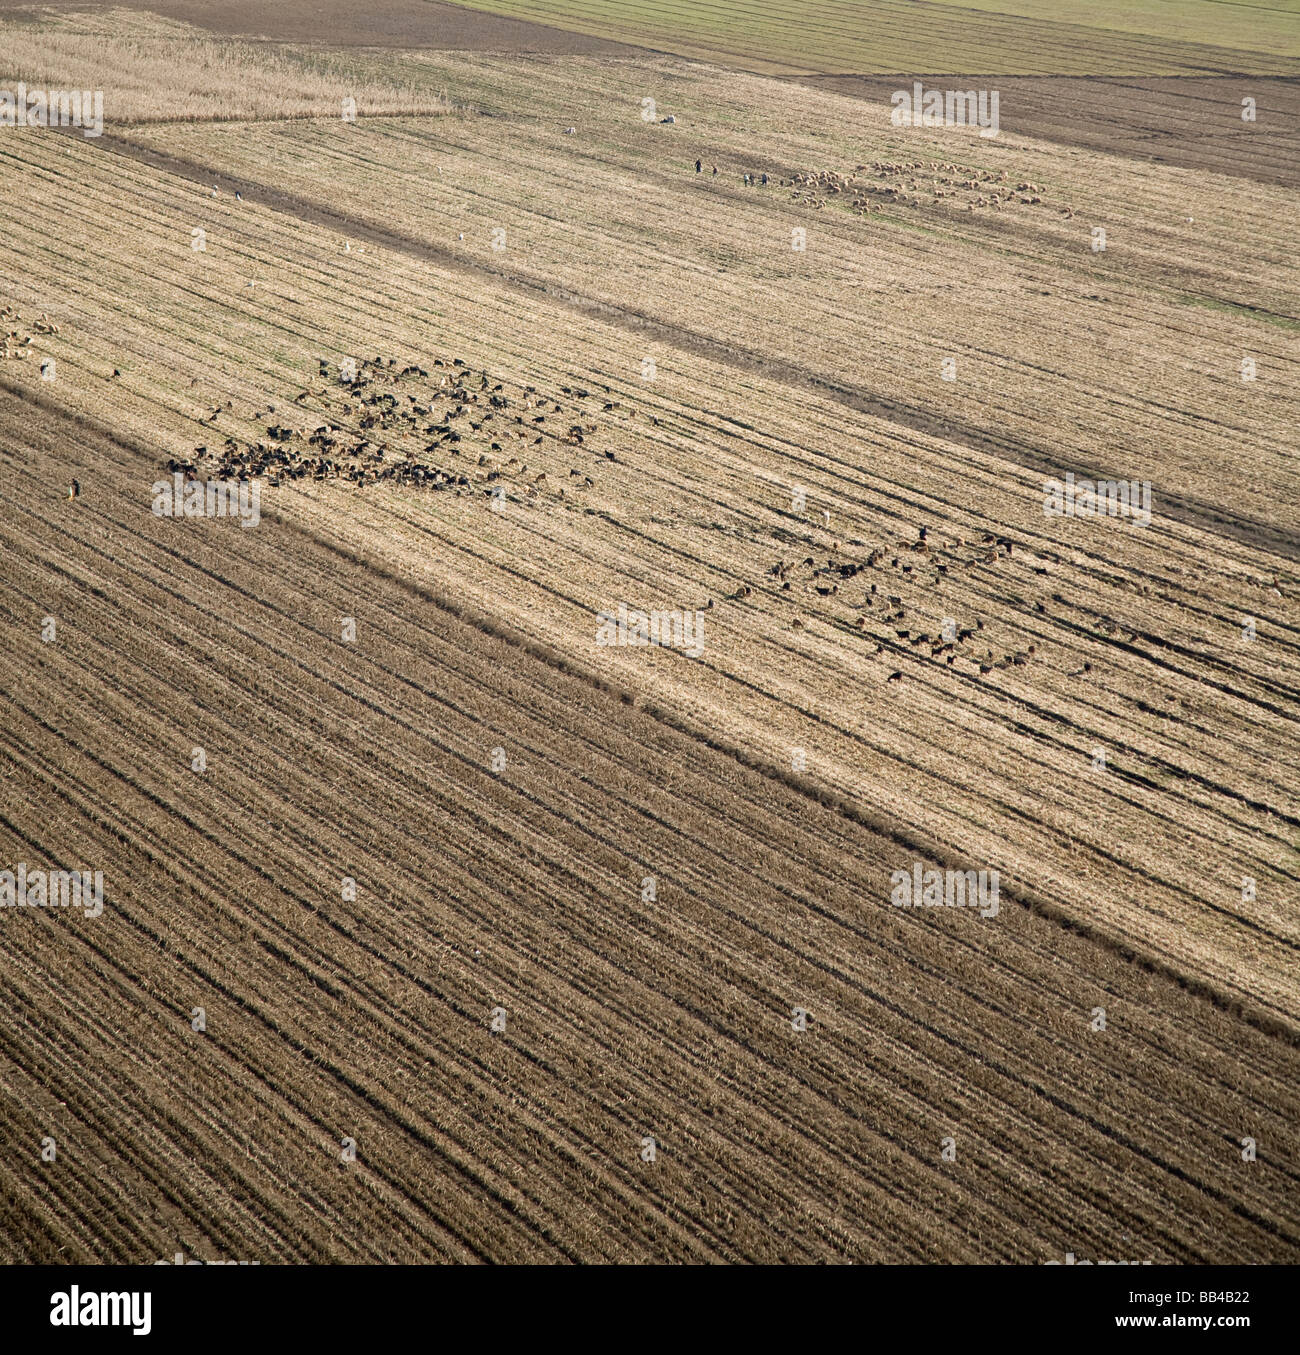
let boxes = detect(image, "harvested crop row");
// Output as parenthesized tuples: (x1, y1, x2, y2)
(2, 393, 1298, 1262)
(0, 117, 1296, 1028)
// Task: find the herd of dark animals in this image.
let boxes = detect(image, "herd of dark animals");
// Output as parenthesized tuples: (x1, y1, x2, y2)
(157, 355, 1052, 684)
(43, 142, 1078, 691)
(169, 355, 622, 499)
(757, 533, 1044, 679)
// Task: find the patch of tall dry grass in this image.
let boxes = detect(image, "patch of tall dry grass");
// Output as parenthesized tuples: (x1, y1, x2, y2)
(0, 8, 456, 123)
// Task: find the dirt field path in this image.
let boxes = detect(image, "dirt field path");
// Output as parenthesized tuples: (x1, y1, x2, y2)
(0, 0, 646, 52)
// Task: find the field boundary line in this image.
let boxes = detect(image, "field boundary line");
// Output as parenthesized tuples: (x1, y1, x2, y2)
(259, 506, 1300, 1050)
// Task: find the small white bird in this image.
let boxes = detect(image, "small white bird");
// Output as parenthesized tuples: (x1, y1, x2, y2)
(458, 233, 464, 241)
(210, 185, 217, 197)
(235, 191, 242, 201)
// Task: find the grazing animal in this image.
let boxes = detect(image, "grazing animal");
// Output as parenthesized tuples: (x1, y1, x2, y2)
(67, 480, 80, 500)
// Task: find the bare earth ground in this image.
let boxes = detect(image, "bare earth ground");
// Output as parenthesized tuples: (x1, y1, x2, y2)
(1, 8, 1298, 1263)
(0, 0, 646, 52)
(796, 76, 1300, 187)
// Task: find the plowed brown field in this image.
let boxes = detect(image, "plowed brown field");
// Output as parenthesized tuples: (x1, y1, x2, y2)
(3, 390, 1298, 1262)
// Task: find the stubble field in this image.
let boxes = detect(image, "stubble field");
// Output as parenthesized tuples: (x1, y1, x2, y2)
(0, 2, 1297, 1263)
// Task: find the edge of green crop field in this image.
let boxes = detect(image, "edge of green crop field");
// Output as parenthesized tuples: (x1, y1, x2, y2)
(1178, 294, 1300, 331)
(440, 0, 1300, 75)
